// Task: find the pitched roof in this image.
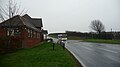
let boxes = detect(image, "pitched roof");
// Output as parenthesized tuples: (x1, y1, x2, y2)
(0, 15, 24, 27)
(23, 14, 43, 27)
(32, 18, 43, 27)
(0, 14, 43, 32)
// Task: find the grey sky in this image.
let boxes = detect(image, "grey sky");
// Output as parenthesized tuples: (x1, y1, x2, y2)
(1, 0, 120, 33)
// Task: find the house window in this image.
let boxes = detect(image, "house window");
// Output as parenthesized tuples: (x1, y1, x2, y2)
(38, 33, 40, 38)
(7, 30, 10, 36)
(30, 30, 33, 38)
(14, 28, 21, 35)
(27, 29, 30, 37)
(7, 29, 15, 36)
(37, 33, 38, 38)
(35, 32, 37, 38)
(33, 31, 35, 38)
(33, 31, 36, 38)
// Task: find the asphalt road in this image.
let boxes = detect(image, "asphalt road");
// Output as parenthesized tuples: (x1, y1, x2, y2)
(66, 40, 120, 67)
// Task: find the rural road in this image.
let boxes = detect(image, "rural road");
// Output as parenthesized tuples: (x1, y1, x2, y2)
(66, 40, 120, 67)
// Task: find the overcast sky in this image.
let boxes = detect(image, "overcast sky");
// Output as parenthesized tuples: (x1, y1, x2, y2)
(1, 0, 120, 33)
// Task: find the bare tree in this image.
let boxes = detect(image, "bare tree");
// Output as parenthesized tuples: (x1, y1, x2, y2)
(90, 20, 105, 34)
(0, 0, 27, 35)
(0, 0, 27, 50)
(0, 0, 27, 22)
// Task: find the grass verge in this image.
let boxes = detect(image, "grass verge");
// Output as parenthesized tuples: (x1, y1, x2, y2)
(83, 39, 120, 44)
(67, 37, 82, 40)
(0, 42, 81, 67)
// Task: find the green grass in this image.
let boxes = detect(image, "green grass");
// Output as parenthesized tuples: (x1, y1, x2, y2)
(67, 37, 82, 40)
(83, 39, 120, 44)
(67, 36, 120, 44)
(0, 42, 79, 67)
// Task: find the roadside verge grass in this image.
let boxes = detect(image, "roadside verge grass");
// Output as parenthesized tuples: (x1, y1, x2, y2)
(83, 39, 120, 44)
(0, 42, 80, 67)
(67, 36, 82, 40)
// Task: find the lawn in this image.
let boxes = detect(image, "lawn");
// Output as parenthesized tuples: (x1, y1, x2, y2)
(83, 39, 120, 44)
(67, 36, 82, 40)
(0, 42, 80, 67)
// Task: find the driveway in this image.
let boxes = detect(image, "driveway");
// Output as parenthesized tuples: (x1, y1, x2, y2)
(66, 40, 120, 67)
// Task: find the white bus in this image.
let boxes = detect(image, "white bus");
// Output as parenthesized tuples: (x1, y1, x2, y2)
(58, 34, 67, 41)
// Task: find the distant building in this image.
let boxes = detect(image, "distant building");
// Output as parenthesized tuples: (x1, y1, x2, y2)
(42, 30, 48, 40)
(0, 14, 43, 48)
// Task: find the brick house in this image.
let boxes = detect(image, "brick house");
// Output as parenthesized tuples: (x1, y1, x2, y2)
(0, 14, 43, 48)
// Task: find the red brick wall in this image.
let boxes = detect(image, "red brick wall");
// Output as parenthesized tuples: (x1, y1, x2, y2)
(0, 28, 6, 52)
(0, 28, 41, 49)
(22, 29, 41, 48)
(0, 28, 6, 36)
(0, 28, 23, 50)
(25, 38, 41, 48)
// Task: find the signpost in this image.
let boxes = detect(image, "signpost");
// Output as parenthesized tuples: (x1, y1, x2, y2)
(53, 43, 55, 50)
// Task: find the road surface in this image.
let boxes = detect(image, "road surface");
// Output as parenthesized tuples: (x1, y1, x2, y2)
(66, 40, 120, 67)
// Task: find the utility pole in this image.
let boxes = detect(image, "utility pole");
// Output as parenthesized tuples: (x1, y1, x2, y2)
(111, 28, 113, 39)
